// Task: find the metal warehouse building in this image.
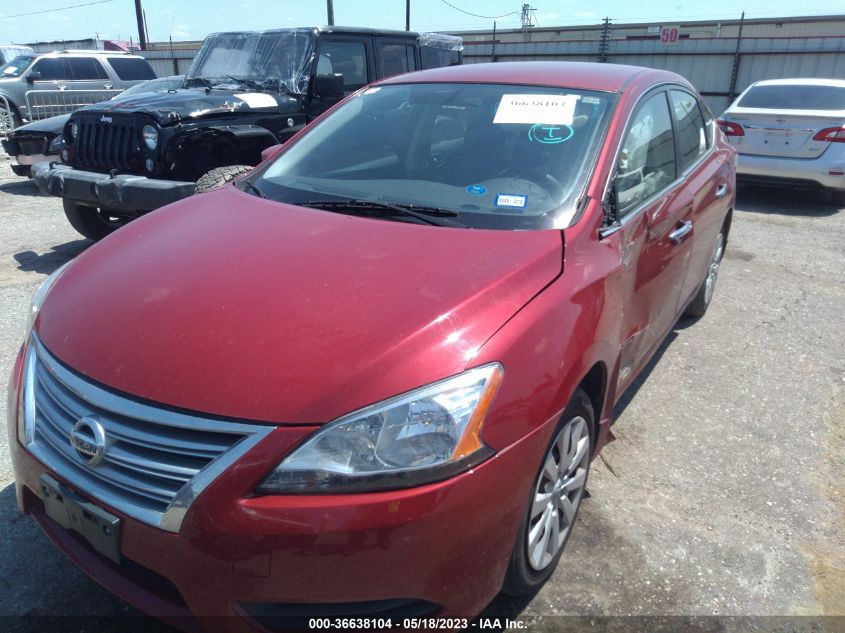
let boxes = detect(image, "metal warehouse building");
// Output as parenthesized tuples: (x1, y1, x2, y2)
(452, 14, 845, 114)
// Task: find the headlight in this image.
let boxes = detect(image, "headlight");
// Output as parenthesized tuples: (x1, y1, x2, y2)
(257, 363, 504, 494)
(25, 262, 71, 341)
(141, 124, 158, 150)
(68, 122, 77, 140)
(48, 135, 65, 153)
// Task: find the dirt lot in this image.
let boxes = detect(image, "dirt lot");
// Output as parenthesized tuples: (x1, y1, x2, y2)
(0, 155, 843, 631)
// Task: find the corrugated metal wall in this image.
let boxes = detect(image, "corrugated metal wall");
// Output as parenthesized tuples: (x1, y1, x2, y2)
(462, 35, 845, 114)
(140, 48, 199, 77)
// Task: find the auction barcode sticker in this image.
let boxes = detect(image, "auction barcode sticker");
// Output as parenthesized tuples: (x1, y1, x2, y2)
(493, 94, 580, 125)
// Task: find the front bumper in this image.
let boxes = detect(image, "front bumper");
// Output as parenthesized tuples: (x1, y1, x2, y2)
(32, 161, 194, 214)
(7, 348, 550, 630)
(736, 150, 845, 191)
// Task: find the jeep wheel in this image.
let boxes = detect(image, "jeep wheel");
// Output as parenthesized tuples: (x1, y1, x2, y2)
(194, 165, 253, 194)
(63, 200, 130, 241)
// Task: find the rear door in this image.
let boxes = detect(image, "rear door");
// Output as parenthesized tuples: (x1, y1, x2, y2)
(373, 37, 418, 80)
(668, 89, 733, 311)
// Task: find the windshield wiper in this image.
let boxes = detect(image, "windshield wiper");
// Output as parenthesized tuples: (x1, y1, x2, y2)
(185, 76, 214, 88)
(241, 180, 265, 198)
(225, 75, 265, 91)
(298, 199, 468, 228)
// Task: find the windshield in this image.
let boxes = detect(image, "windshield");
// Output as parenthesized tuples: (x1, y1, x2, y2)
(252, 82, 616, 229)
(0, 55, 34, 78)
(186, 30, 316, 94)
(738, 84, 845, 111)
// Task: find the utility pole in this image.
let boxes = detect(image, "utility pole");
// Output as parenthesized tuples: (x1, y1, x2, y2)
(406, 0, 410, 31)
(728, 11, 745, 102)
(327, 0, 335, 26)
(133, 0, 147, 50)
(597, 17, 612, 63)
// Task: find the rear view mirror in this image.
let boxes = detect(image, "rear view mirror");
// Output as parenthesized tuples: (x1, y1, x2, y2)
(314, 73, 344, 100)
(261, 143, 284, 162)
(26, 71, 42, 83)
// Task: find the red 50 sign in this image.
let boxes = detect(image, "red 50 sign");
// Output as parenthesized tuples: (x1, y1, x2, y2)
(660, 26, 680, 44)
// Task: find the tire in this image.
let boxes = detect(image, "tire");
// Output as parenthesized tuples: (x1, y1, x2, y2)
(831, 190, 845, 207)
(0, 101, 21, 133)
(503, 388, 594, 596)
(194, 165, 253, 194)
(63, 200, 129, 241)
(684, 228, 725, 318)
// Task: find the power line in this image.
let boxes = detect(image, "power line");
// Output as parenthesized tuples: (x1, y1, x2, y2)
(0, 0, 117, 21)
(437, 0, 519, 20)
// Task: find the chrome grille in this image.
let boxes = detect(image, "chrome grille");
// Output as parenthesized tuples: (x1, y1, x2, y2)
(22, 336, 274, 532)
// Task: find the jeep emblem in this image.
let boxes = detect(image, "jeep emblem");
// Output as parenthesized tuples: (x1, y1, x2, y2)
(69, 417, 107, 466)
(100, 115, 113, 124)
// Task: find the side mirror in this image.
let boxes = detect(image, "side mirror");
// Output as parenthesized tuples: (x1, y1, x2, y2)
(261, 143, 284, 162)
(314, 73, 344, 100)
(26, 71, 42, 83)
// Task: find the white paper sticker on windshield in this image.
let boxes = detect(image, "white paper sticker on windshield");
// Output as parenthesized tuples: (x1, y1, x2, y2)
(234, 93, 277, 109)
(496, 194, 527, 208)
(3, 67, 16, 75)
(493, 94, 581, 125)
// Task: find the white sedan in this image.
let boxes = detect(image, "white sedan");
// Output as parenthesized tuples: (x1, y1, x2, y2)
(718, 78, 845, 204)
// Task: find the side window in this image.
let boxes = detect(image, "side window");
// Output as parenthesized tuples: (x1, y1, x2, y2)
(107, 57, 156, 81)
(377, 43, 416, 78)
(616, 91, 676, 217)
(68, 57, 109, 80)
(670, 90, 708, 171)
(316, 41, 368, 95)
(31, 58, 72, 81)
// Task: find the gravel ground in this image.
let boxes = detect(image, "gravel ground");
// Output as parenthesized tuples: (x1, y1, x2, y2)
(0, 154, 843, 631)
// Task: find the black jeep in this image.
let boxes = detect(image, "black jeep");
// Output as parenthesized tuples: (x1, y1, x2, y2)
(33, 27, 462, 240)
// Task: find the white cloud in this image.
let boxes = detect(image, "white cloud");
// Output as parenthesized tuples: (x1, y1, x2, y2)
(575, 11, 597, 19)
(170, 25, 190, 38)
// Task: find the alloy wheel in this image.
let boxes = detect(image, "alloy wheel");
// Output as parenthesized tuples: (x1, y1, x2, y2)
(526, 415, 590, 570)
(704, 232, 725, 306)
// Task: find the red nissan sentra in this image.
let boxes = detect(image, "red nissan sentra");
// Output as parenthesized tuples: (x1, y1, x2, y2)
(8, 62, 734, 630)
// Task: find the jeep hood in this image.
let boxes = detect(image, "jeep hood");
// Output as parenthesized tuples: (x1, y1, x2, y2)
(37, 186, 563, 425)
(74, 88, 300, 124)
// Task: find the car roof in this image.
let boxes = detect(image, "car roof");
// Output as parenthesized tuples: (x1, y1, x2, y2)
(376, 61, 689, 93)
(32, 51, 145, 59)
(750, 77, 845, 88)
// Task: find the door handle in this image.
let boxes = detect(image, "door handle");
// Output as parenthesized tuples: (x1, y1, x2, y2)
(715, 183, 728, 198)
(668, 221, 693, 244)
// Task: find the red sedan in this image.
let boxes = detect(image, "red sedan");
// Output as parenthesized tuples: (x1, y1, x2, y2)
(8, 61, 734, 631)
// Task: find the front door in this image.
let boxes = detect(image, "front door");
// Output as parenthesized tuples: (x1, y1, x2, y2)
(606, 89, 695, 392)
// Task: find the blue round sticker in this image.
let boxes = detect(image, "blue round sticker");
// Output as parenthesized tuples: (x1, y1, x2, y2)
(466, 184, 487, 196)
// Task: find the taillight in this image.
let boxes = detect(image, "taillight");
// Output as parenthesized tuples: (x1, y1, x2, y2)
(717, 119, 745, 137)
(812, 127, 845, 143)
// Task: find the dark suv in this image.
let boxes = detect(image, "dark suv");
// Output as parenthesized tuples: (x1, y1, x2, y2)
(33, 27, 462, 240)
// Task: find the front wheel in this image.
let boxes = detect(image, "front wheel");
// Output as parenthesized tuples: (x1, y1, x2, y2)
(503, 388, 593, 596)
(194, 165, 253, 194)
(63, 200, 130, 241)
(685, 229, 725, 317)
(0, 101, 21, 133)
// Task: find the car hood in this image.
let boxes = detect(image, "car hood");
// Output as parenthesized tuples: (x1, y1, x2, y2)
(37, 186, 563, 424)
(10, 113, 68, 136)
(74, 88, 300, 124)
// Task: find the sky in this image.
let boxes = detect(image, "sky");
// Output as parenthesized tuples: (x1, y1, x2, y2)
(1, 0, 843, 45)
